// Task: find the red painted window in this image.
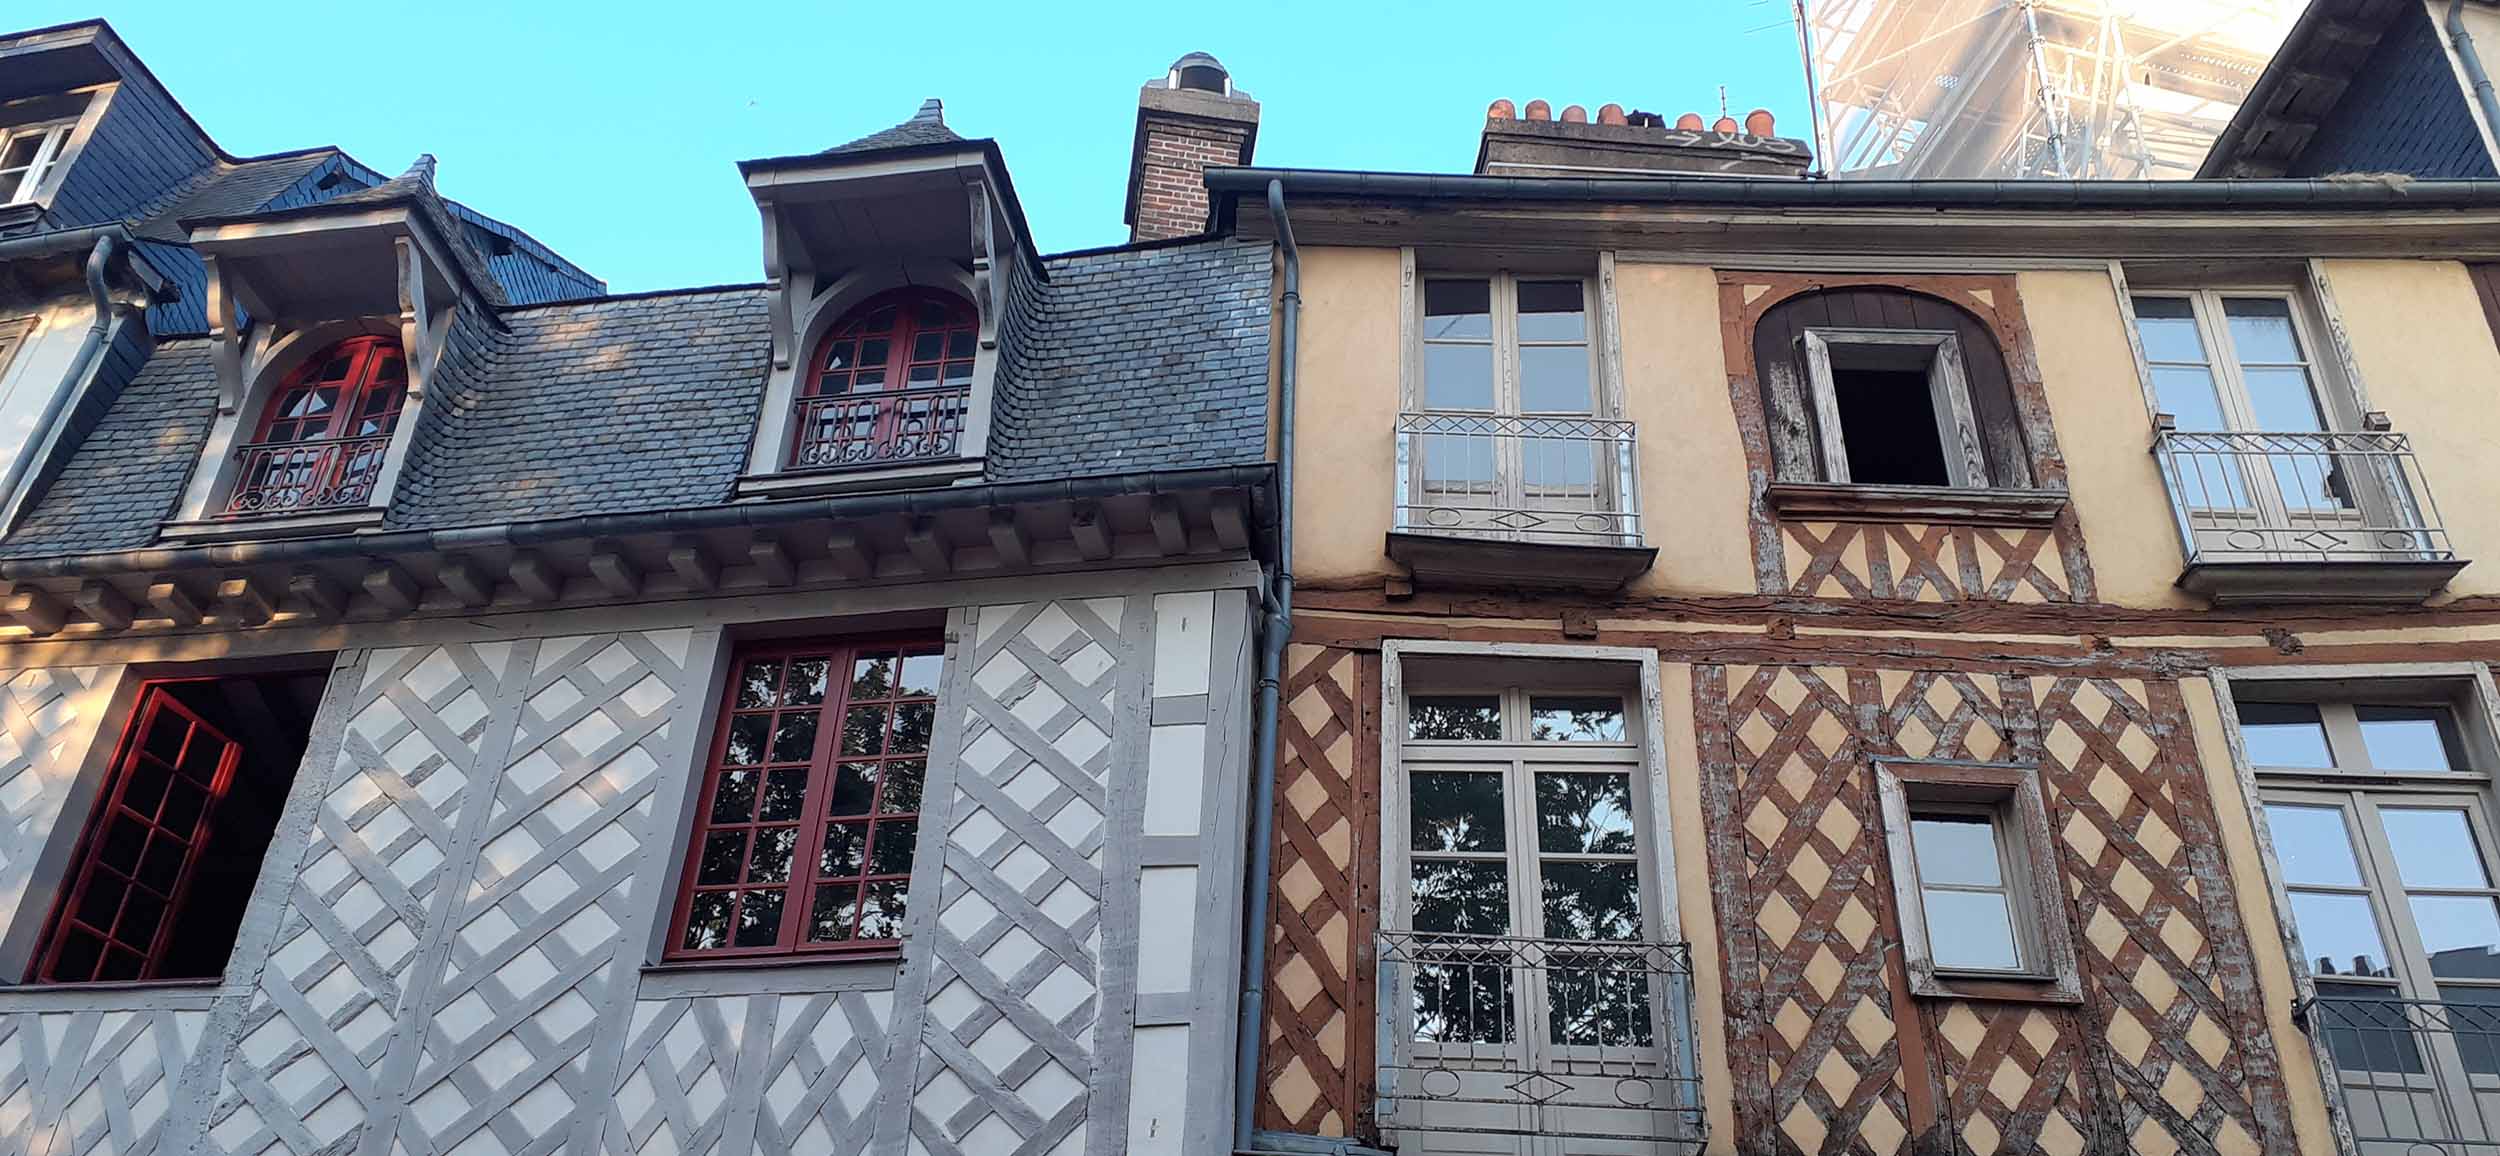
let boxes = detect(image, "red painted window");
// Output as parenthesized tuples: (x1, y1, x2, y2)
(668, 638, 940, 959)
(790, 289, 976, 469)
(226, 336, 409, 515)
(33, 683, 242, 983)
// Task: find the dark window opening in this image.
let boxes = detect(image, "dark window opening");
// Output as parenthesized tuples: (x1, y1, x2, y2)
(34, 670, 328, 984)
(1831, 365, 1950, 487)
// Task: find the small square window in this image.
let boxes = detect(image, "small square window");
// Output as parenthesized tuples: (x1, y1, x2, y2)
(1799, 329, 1989, 489)
(1875, 760, 2080, 1002)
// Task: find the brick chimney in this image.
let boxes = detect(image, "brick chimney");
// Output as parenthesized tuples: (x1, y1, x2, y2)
(1125, 52, 1259, 243)
(1475, 100, 1812, 179)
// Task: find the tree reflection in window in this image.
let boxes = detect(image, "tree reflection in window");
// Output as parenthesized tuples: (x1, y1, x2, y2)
(1410, 695, 1501, 740)
(1530, 695, 1625, 742)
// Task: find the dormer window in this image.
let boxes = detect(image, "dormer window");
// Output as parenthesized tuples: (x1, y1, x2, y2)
(224, 337, 407, 516)
(0, 119, 76, 205)
(791, 288, 975, 470)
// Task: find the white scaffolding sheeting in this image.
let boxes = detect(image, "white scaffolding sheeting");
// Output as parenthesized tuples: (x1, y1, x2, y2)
(1807, 0, 2299, 179)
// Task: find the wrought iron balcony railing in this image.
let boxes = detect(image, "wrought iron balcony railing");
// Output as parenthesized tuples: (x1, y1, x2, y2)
(1375, 930, 1704, 1147)
(1395, 412, 1642, 546)
(223, 433, 391, 517)
(2152, 424, 2453, 566)
(2304, 994, 2500, 1153)
(789, 385, 971, 472)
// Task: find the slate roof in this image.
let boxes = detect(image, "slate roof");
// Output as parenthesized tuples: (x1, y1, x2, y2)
(129, 151, 335, 243)
(824, 99, 963, 156)
(0, 236, 1271, 558)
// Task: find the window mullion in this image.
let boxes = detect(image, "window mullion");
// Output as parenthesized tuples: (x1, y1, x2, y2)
(2351, 794, 2440, 996)
(2320, 704, 2372, 771)
(783, 648, 851, 951)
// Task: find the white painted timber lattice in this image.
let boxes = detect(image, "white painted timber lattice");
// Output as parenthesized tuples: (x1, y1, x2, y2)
(0, 1006, 206, 1156)
(0, 665, 121, 955)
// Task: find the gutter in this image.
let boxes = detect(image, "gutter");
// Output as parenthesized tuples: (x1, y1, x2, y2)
(0, 231, 132, 534)
(1234, 180, 1299, 1153)
(0, 464, 1273, 581)
(1206, 167, 2500, 211)
(2451, 0, 2500, 171)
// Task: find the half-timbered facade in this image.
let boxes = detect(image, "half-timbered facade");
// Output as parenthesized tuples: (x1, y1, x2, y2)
(1215, 99, 2500, 1156)
(0, 20, 1272, 1156)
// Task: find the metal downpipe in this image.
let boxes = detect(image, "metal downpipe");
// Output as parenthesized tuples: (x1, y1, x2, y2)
(0, 232, 123, 528)
(2452, 0, 2500, 167)
(1234, 179, 1299, 1153)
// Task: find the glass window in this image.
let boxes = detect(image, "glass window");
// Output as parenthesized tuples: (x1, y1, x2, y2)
(1910, 813, 2022, 972)
(792, 288, 976, 471)
(1409, 695, 1501, 741)
(1416, 273, 1594, 417)
(2240, 702, 2334, 769)
(671, 639, 938, 960)
(0, 120, 75, 205)
(1529, 695, 1626, 742)
(2359, 707, 2461, 772)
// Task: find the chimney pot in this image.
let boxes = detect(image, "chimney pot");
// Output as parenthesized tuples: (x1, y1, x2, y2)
(1561, 104, 1588, 124)
(1126, 53, 1259, 242)
(1712, 115, 1738, 134)
(1525, 99, 1552, 121)
(1675, 112, 1705, 131)
(1745, 108, 1776, 136)
(1477, 98, 1814, 179)
(1598, 103, 1627, 125)
(1489, 98, 1516, 120)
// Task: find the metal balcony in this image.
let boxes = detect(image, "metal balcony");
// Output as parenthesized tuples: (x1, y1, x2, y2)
(1374, 930, 1705, 1149)
(223, 434, 391, 516)
(789, 385, 970, 472)
(1389, 412, 1656, 590)
(2305, 994, 2500, 1153)
(2152, 422, 2465, 603)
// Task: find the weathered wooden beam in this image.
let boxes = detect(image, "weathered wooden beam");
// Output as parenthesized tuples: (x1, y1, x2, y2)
(667, 537, 717, 592)
(509, 553, 562, 603)
(364, 563, 422, 612)
(823, 528, 872, 580)
(217, 575, 277, 627)
(987, 508, 1030, 568)
(4, 587, 65, 636)
(1148, 496, 1187, 556)
(437, 559, 493, 608)
(587, 545, 641, 598)
(750, 537, 795, 586)
(75, 581, 133, 631)
(905, 517, 951, 575)
(148, 581, 204, 626)
(289, 571, 347, 620)
(1210, 493, 1249, 551)
(1071, 502, 1112, 561)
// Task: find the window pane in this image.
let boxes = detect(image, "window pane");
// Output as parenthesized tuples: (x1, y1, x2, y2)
(2222, 297, 2305, 363)
(1536, 771, 1635, 854)
(1408, 695, 1500, 741)
(1410, 859, 1510, 935)
(898, 654, 944, 698)
(2238, 703, 2333, 768)
(1548, 954, 1653, 1047)
(1422, 279, 1492, 339)
(1423, 344, 1494, 410)
(1518, 345, 1591, 413)
(2288, 890, 2394, 977)
(1529, 696, 1625, 742)
(2150, 368, 2231, 432)
(2264, 804, 2365, 886)
(2357, 707, 2458, 772)
(1410, 771, 1504, 852)
(734, 888, 784, 947)
(1542, 860, 1642, 941)
(2311, 980, 2426, 1075)
(2435, 985, 2500, 1075)
(1910, 815, 2003, 888)
(2381, 807, 2490, 888)
(2412, 895, 2500, 977)
(1922, 888, 2020, 970)
(1413, 959, 1514, 1044)
(859, 880, 908, 939)
(1514, 281, 1586, 341)
(2241, 366, 2326, 434)
(2130, 297, 2208, 363)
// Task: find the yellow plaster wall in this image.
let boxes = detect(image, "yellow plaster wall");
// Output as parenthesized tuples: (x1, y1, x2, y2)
(2180, 677, 2340, 1156)
(1658, 662, 1737, 1153)
(2014, 270, 2201, 610)
(2319, 258, 2500, 598)
(1616, 263, 1758, 598)
(1287, 246, 1403, 585)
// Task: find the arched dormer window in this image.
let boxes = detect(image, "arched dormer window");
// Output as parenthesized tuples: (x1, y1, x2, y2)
(789, 288, 976, 471)
(224, 336, 408, 516)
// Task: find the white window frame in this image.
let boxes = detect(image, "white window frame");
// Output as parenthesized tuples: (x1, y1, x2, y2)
(0, 119, 77, 206)
(1406, 269, 1604, 419)
(2131, 288, 2356, 435)
(1874, 758, 2082, 1002)
(1797, 327, 1988, 488)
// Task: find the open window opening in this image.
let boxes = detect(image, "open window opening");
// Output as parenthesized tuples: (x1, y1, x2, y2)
(31, 669, 328, 984)
(1801, 329, 1985, 489)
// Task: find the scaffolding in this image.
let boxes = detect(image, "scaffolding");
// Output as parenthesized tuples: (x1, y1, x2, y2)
(1805, 0, 2300, 179)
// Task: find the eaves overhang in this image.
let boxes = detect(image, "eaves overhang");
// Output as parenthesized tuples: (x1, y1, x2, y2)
(184, 198, 500, 325)
(741, 138, 1047, 280)
(1207, 167, 2500, 258)
(0, 465, 1273, 641)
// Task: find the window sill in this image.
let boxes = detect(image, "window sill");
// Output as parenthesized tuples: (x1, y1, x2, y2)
(637, 953, 902, 998)
(1765, 481, 2066, 526)
(0, 975, 226, 1011)
(1910, 969, 2084, 1005)
(160, 506, 387, 544)
(1384, 530, 1657, 592)
(735, 459, 982, 501)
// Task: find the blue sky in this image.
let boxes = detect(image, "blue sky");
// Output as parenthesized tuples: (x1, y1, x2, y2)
(32, 1, 1814, 292)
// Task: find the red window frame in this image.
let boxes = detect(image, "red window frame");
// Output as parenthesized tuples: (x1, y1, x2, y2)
(31, 681, 243, 983)
(253, 336, 408, 445)
(666, 636, 941, 961)
(801, 288, 977, 402)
